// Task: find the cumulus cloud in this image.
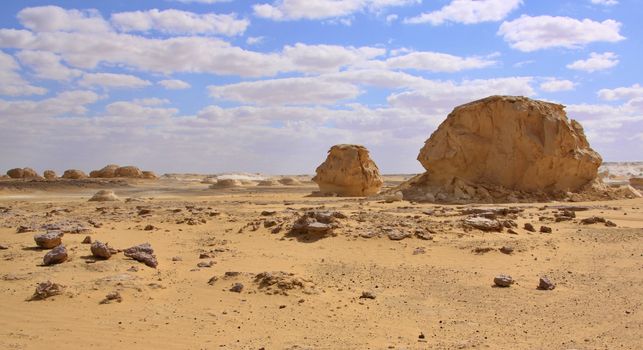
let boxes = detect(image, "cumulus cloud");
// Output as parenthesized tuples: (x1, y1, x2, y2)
(539, 78, 576, 92)
(386, 51, 496, 72)
(16, 50, 82, 81)
(0, 51, 47, 96)
(0, 90, 99, 119)
(567, 52, 619, 72)
(158, 79, 191, 90)
(598, 84, 643, 101)
(209, 77, 362, 105)
(17, 6, 111, 33)
(79, 73, 152, 89)
(591, 0, 618, 5)
(404, 0, 522, 25)
(111, 9, 249, 36)
(253, 0, 419, 21)
(498, 15, 625, 52)
(282, 43, 385, 73)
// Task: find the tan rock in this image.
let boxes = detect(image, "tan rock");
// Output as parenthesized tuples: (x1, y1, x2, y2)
(416, 96, 601, 193)
(257, 179, 280, 186)
(6, 168, 24, 178)
(312, 144, 383, 196)
(141, 171, 158, 179)
(115, 166, 143, 178)
(22, 167, 38, 178)
(278, 177, 301, 185)
(43, 170, 57, 180)
(89, 190, 120, 202)
(89, 164, 119, 178)
(62, 169, 88, 179)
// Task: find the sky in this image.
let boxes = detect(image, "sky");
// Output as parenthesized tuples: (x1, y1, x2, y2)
(0, 0, 641, 175)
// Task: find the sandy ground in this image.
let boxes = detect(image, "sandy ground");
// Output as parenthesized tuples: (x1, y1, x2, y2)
(0, 177, 641, 349)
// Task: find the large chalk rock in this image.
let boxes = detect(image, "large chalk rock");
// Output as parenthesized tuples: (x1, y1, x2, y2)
(90, 164, 119, 178)
(62, 169, 88, 179)
(312, 144, 383, 196)
(417, 96, 601, 193)
(115, 166, 143, 178)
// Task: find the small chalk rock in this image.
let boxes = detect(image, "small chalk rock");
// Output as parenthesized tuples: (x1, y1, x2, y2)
(494, 274, 514, 287)
(537, 276, 556, 290)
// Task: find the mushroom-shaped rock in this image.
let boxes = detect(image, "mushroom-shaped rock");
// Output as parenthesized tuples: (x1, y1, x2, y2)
(43, 170, 57, 180)
(89, 190, 120, 202)
(416, 96, 601, 194)
(34, 231, 63, 249)
(43, 245, 68, 265)
(90, 164, 119, 178)
(312, 144, 383, 196)
(115, 166, 142, 178)
(62, 169, 88, 179)
(22, 168, 38, 178)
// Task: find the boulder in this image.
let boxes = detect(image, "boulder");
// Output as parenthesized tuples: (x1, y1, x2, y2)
(115, 166, 142, 178)
(43, 170, 57, 180)
(43, 245, 68, 265)
(6, 168, 24, 178)
(90, 164, 119, 178)
(278, 177, 301, 185)
(62, 169, 88, 179)
(312, 144, 383, 196)
(34, 231, 63, 249)
(22, 167, 38, 178)
(88, 190, 120, 202)
(415, 96, 601, 195)
(141, 171, 158, 179)
(90, 241, 112, 259)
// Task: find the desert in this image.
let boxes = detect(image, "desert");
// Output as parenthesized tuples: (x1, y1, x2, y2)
(2, 1, 643, 349)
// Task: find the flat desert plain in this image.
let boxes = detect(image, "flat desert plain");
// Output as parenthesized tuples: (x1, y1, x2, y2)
(0, 177, 641, 350)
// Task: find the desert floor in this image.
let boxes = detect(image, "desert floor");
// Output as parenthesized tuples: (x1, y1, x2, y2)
(0, 177, 641, 350)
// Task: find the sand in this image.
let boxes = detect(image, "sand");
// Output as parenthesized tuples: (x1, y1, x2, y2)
(0, 176, 641, 349)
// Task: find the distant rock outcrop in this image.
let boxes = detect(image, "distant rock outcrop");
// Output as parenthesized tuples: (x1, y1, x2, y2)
(6, 167, 39, 179)
(90, 164, 119, 178)
(43, 170, 57, 180)
(399, 96, 605, 202)
(210, 179, 242, 188)
(115, 166, 143, 178)
(62, 169, 88, 179)
(141, 171, 158, 179)
(312, 144, 383, 196)
(278, 177, 301, 185)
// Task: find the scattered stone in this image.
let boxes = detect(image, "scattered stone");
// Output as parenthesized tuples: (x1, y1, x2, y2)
(230, 283, 244, 293)
(90, 241, 112, 259)
(171, 256, 182, 261)
(100, 291, 122, 304)
(123, 243, 157, 268)
(225, 271, 240, 277)
(144, 224, 155, 231)
(89, 190, 120, 202)
(414, 230, 433, 240)
(197, 261, 214, 268)
(507, 229, 518, 235)
(605, 220, 617, 227)
(472, 247, 494, 254)
(580, 216, 607, 225)
(494, 274, 514, 287)
(524, 223, 536, 232)
(261, 210, 276, 216)
(499, 246, 514, 254)
(537, 276, 556, 290)
(31, 281, 64, 300)
(360, 231, 378, 239)
(413, 247, 426, 255)
(43, 245, 68, 265)
(360, 291, 376, 299)
(306, 222, 332, 234)
(387, 230, 412, 241)
(34, 231, 63, 249)
(463, 217, 502, 232)
(17, 225, 36, 233)
(207, 276, 218, 285)
(82, 236, 92, 244)
(0, 243, 8, 250)
(540, 226, 552, 233)
(312, 144, 383, 196)
(254, 271, 316, 295)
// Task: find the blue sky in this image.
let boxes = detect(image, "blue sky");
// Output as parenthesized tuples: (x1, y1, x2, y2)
(0, 0, 641, 174)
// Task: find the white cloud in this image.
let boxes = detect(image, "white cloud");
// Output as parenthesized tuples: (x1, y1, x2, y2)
(209, 77, 361, 105)
(79, 73, 152, 89)
(498, 15, 625, 52)
(253, 0, 419, 21)
(0, 90, 99, 119)
(567, 52, 619, 73)
(539, 78, 576, 92)
(16, 50, 82, 81)
(111, 9, 249, 36)
(172, 0, 233, 3)
(158, 79, 191, 90)
(246, 36, 265, 45)
(405, 0, 522, 25)
(17, 6, 111, 33)
(591, 0, 618, 5)
(386, 51, 496, 72)
(0, 50, 47, 96)
(283, 43, 385, 73)
(598, 84, 643, 101)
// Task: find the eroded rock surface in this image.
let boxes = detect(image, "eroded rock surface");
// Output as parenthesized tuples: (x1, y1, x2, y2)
(313, 144, 383, 196)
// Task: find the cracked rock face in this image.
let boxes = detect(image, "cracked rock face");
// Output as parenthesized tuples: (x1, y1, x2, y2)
(312, 144, 383, 196)
(417, 96, 601, 193)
